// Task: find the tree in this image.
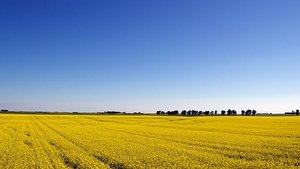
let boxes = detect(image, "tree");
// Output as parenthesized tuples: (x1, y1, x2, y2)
(167, 111, 179, 115)
(181, 110, 187, 116)
(204, 111, 209, 115)
(227, 109, 232, 115)
(174, 110, 179, 115)
(187, 110, 191, 116)
(199, 111, 203, 115)
(167, 110, 179, 115)
(296, 109, 299, 116)
(191, 110, 198, 116)
(241, 110, 245, 116)
(252, 110, 257, 116)
(232, 110, 237, 115)
(156, 111, 161, 115)
(221, 110, 226, 115)
(246, 109, 252, 116)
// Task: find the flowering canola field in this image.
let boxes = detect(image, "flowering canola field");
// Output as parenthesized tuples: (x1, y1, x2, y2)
(0, 114, 299, 169)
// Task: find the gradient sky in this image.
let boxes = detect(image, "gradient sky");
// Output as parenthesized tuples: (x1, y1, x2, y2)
(1, 0, 300, 113)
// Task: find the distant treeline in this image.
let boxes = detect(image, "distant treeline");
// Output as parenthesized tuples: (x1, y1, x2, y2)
(157, 109, 300, 116)
(1, 109, 299, 116)
(96, 111, 144, 115)
(156, 110, 258, 116)
(285, 109, 299, 115)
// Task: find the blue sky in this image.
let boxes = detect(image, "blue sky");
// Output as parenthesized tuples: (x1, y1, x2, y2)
(1, 0, 299, 113)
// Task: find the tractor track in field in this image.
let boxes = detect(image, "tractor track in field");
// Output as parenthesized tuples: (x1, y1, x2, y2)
(80, 117, 255, 151)
(35, 116, 128, 169)
(33, 116, 93, 169)
(84, 116, 299, 139)
(81, 116, 299, 163)
(0, 115, 300, 168)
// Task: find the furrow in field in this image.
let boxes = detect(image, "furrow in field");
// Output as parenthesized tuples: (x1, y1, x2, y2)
(85, 116, 299, 138)
(1, 115, 299, 169)
(37, 116, 298, 168)
(35, 116, 118, 169)
(80, 116, 300, 161)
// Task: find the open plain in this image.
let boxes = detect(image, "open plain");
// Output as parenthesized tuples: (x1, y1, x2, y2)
(0, 114, 299, 169)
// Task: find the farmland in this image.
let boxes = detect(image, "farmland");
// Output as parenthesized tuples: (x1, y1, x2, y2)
(0, 114, 299, 168)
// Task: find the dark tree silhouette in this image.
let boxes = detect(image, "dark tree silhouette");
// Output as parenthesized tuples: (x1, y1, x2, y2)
(241, 110, 245, 116)
(227, 109, 232, 115)
(166, 110, 179, 115)
(203, 111, 209, 115)
(173, 110, 179, 115)
(104, 111, 122, 114)
(296, 109, 299, 116)
(221, 110, 226, 115)
(246, 109, 252, 116)
(191, 110, 198, 116)
(199, 111, 203, 115)
(232, 110, 237, 115)
(187, 110, 191, 116)
(156, 109, 260, 116)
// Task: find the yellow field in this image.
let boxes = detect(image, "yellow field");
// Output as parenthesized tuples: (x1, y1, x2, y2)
(0, 114, 299, 169)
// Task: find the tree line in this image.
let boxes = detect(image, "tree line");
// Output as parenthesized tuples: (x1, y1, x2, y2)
(156, 109, 257, 116)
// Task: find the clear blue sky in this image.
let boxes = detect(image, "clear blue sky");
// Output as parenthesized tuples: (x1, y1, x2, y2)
(1, 0, 299, 113)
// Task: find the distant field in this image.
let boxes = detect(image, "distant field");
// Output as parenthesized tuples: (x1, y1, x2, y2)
(0, 114, 299, 168)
